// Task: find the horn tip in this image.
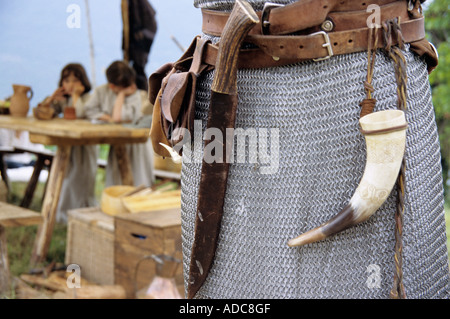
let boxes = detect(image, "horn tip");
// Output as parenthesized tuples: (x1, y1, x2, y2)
(287, 228, 327, 247)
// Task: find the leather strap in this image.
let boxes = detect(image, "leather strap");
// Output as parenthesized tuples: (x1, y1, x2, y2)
(201, 17, 425, 69)
(188, 0, 259, 299)
(202, 0, 404, 36)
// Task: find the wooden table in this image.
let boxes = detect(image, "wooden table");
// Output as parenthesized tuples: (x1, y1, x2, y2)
(0, 115, 150, 264)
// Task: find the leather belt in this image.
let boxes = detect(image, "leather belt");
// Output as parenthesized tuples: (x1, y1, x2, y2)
(202, 0, 407, 36)
(201, 16, 425, 69)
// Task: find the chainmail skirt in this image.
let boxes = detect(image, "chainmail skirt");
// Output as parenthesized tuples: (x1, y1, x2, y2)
(180, 7, 450, 298)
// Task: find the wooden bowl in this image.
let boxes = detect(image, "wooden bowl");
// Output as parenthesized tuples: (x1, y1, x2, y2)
(100, 185, 136, 216)
(33, 105, 55, 120)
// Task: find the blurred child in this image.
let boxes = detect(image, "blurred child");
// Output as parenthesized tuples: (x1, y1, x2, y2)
(45, 63, 92, 118)
(84, 60, 154, 187)
(44, 63, 98, 223)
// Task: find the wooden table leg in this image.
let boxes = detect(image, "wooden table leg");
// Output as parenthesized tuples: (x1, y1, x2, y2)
(0, 225, 10, 295)
(0, 154, 10, 190)
(20, 155, 46, 208)
(113, 144, 134, 186)
(30, 145, 71, 265)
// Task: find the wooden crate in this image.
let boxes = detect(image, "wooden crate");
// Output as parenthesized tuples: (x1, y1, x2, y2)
(114, 207, 184, 298)
(65, 207, 115, 285)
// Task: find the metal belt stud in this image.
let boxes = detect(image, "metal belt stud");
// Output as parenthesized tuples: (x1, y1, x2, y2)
(321, 19, 334, 32)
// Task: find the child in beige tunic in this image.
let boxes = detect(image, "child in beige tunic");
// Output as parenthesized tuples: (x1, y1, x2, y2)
(84, 61, 154, 187)
(44, 63, 98, 223)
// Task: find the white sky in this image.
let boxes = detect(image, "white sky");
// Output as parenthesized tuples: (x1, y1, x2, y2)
(0, 1, 201, 105)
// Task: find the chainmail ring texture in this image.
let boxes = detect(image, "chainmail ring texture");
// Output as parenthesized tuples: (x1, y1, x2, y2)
(179, 0, 450, 299)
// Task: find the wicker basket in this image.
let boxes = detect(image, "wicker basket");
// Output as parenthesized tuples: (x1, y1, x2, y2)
(65, 207, 115, 285)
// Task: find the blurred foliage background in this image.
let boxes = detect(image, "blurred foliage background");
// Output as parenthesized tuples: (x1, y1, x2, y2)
(425, 0, 450, 202)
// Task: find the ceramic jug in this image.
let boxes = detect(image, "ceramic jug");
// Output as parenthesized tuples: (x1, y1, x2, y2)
(10, 84, 33, 117)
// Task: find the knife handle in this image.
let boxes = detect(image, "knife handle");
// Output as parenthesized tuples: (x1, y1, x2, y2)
(211, 0, 259, 95)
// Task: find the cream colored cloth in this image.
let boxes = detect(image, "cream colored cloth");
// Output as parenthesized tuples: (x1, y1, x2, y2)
(84, 84, 154, 187)
(45, 93, 99, 224)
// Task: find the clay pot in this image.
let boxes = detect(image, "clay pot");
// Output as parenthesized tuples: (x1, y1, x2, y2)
(64, 106, 76, 120)
(10, 84, 33, 117)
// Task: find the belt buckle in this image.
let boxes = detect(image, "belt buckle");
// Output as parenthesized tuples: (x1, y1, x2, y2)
(311, 31, 334, 62)
(261, 2, 284, 35)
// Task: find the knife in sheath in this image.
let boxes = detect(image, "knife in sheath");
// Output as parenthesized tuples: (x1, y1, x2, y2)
(187, 0, 259, 299)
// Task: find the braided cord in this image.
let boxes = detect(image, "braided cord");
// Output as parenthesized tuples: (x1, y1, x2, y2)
(359, 26, 379, 118)
(359, 20, 408, 298)
(383, 18, 408, 300)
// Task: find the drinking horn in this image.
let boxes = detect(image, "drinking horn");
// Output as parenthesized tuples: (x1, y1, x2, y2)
(288, 109, 407, 247)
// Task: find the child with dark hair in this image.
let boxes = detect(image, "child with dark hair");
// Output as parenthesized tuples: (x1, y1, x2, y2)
(42, 63, 98, 223)
(44, 63, 92, 118)
(106, 60, 136, 87)
(85, 60, 154, 187)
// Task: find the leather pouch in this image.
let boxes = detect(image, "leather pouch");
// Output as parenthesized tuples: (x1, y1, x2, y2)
(409, 38, 439, 73)
(149, 36, 211, 157)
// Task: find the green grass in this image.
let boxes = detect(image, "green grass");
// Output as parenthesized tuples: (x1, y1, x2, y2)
(2, 180, 71, 298)
(1, 145, 111, 298)
(5, 166, 107, 278)
(5, 145, 109, 281)
(6, 181, 49, 276)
